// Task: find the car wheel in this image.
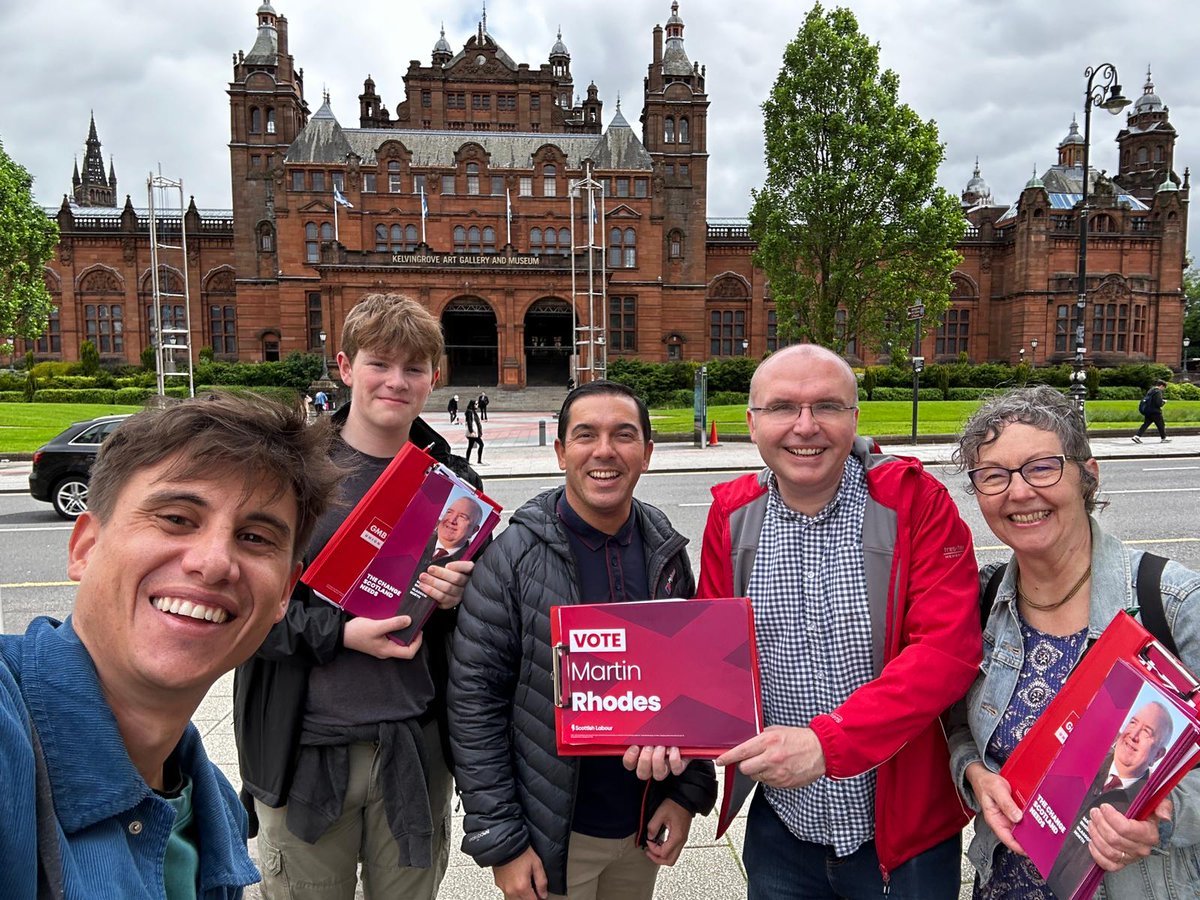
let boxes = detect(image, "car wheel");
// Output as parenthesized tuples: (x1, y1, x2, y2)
(52, 476, 89, 520)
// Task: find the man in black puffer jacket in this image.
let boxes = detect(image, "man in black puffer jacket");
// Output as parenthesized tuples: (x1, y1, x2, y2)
(449, 381, 717, 900)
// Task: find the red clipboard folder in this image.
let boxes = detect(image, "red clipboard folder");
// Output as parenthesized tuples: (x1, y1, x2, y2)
(301, 442, 501, 644)
(550, 597, 763, 758)
(1001, 610, 1200, 811)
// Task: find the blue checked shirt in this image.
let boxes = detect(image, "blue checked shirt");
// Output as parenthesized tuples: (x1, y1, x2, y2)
(746, 455, 876, 855)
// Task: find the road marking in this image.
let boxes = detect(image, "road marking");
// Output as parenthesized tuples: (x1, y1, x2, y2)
(1104, 488, 1200, 495)
(976, 537, 1200, 552)
(0, 581, 76, 588)
(0, 525, 73, 533)
(1142, 466, 1200, 471)
(679, 502, 712, 507)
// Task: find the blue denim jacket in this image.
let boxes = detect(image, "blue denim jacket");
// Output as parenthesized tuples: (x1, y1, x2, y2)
(0, 617, 259, 899)
(947, 519, 1200, 898)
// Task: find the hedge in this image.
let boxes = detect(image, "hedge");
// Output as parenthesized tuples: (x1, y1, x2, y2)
(114, 387, 157, 405)
(709, 391, 748, 407)
(947, 387, 998, 401)
(33, 389, 117, 404)
(871, 387, 944, 401)
(1095, 386, 1143, 401)
(0, 391, 25, 403)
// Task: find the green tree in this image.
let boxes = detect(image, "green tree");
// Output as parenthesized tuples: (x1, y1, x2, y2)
(750, 4, 966, 354)
(0, 139, 59, 355)
(79, 339, 100, 376)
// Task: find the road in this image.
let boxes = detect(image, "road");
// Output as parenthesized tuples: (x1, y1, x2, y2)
(4, 456, 1198, 634)
(2, 460, 1197, 898)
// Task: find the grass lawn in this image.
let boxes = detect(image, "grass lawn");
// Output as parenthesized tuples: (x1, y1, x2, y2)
(0, 403, 143, 452)
(651, 400, 1200, 437)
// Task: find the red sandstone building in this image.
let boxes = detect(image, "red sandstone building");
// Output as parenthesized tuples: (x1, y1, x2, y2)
(30, 3, 1189, 384)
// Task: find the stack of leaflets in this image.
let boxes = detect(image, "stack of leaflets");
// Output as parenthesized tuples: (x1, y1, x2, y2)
(1007, 613, 1200, 900)
(302, 442, 501, 645)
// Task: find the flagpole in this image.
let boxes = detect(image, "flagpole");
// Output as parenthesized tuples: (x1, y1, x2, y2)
(333, 194, 339, 242)
(506, 187, 512, 247)
(420, 186, 427, 245)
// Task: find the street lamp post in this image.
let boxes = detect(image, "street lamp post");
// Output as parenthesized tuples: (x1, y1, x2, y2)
(1072, 63, 1131, 416)
(1030, 338, 1038, 366)
(318, 329, 328, 378)
(741, 338, 749, 356)
(1185, 337, 1192, 372)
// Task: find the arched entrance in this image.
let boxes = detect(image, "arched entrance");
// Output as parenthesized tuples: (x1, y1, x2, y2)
(524, 297, 573, 386)
(442, 296, 498, 385)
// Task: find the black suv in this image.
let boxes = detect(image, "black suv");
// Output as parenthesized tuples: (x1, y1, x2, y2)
(29, 415, 129, 519)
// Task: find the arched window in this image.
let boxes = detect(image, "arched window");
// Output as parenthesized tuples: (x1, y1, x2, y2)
(544, 229, 557, 254)
(530, 227, 543, 255)
(1091, 214, 1116, 234)
(257, 222, 274, 252)
(376, 224, 418, 252)
(265, 108, 276, 134)
(1137, 147, 1149, 164)
(482, 226, 496, 252)
(679, 117, 689, 143)
(406, 224, 418, 246)
(305, 222, 319, 262)
(467, 163, 480, 195)
(608, 228, 637, 268)
(454, 226, 467, 251)
(249, 107, 262, 134)
(1155, 145, 1165, 162)
(467, 226, 482, 252)
(664, 117, 675, 143)
(668, 229, 683, 259)
(543, 164, 557, 197)
(320, 222, 333, 242)
(558, 227, 570, 255)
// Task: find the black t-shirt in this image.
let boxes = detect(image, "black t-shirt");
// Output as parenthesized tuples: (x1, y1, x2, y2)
(303, 441, 434, 729)
(557, 494, 650, 839)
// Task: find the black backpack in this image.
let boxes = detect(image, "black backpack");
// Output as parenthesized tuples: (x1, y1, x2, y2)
(980, 553, 1177, 657)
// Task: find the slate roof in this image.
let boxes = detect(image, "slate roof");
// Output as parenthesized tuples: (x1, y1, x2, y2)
(286, 107, 651, 171)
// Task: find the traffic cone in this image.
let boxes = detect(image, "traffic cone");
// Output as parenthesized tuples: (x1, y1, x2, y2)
(709, 421, 720, 446)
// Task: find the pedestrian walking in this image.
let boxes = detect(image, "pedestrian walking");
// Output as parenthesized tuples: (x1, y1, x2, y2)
(566, 375, 576, 393)
(313, 389, 328, 414)
(465, 398, 484, 464)
(478, 391, 490, 421)
(448, 393, 459, 424)
(1132, 379, 1170, 443)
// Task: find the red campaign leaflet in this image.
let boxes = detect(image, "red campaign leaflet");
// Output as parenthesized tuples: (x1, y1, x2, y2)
(1011, 657, 1200, 900)
(550, 597, 763, 758)
(1001, 610, 1200, 810)
(301, 442, 501, 645)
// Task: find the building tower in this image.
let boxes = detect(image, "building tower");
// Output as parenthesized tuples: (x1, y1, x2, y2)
(1115, 67, 1179, 202)
(228, 0, 308, 281)
(641, 1, 709, 285)
(73, 113, 117, 207)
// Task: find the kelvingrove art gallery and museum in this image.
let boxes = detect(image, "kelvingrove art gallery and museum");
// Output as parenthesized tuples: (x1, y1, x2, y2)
(28, 3, 1189, 388)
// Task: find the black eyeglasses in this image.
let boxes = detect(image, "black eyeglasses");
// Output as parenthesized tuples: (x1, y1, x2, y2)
(966, 455, 1081, 495)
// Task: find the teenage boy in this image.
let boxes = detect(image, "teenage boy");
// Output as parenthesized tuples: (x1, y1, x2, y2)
(235, 293, 481, 899)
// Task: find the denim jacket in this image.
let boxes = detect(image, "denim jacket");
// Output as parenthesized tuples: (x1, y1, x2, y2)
(947, 519, 1200, 898)
(0, 617, 260, 899)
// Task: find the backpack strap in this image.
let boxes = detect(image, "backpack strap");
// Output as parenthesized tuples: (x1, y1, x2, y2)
(31, 721, 66, 900)
(980, 563, 1008, 630)
(1135, 552, 1176, 657)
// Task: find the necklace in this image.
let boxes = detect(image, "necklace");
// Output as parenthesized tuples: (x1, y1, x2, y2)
(1016, 564, 1092, 613)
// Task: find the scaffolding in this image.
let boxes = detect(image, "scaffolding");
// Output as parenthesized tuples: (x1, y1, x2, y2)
(147, 173, 194, 397)
(568, 164, 607, 383)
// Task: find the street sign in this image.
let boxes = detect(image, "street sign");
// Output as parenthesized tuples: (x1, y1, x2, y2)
(906, 304, 925, 320)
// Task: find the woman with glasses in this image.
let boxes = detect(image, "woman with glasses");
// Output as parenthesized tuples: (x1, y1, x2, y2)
(947, 385, 1200, 900)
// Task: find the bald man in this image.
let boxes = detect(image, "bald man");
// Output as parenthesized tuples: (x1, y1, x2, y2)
(698, 344, 981, 899)
(1049, 701, 1176, 894)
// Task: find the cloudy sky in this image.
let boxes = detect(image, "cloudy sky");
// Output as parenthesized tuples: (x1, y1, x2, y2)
(3, 0, 1197, 254)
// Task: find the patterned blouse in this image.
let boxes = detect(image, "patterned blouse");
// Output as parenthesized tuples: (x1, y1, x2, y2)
(974, 615, 1088, 900)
